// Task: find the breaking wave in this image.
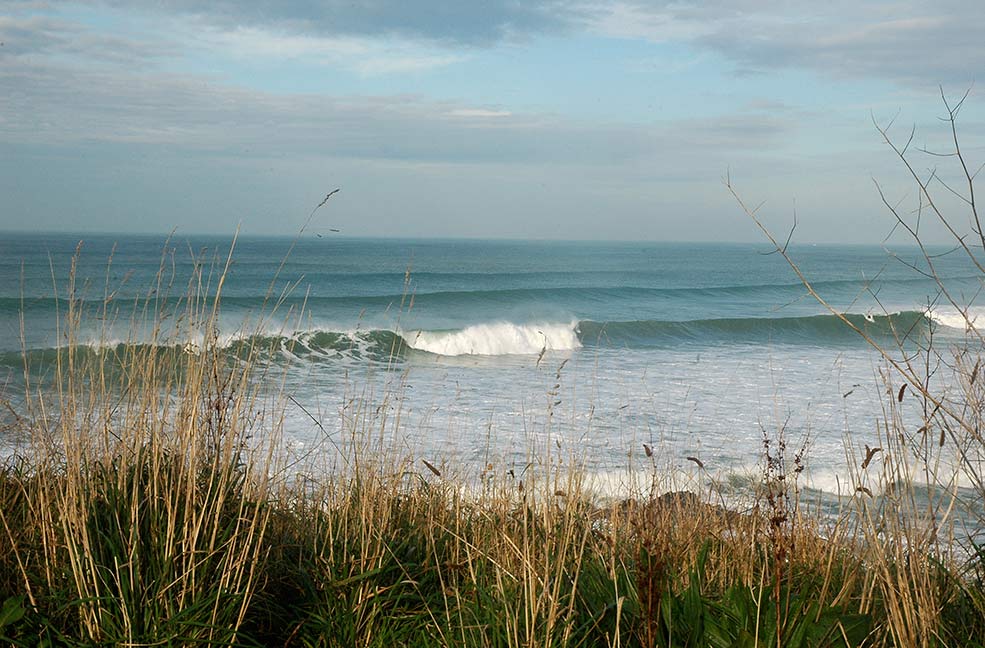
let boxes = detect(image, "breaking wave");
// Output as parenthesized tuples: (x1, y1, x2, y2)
(0, 310, 941, 371)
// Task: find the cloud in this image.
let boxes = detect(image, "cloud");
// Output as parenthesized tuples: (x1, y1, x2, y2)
(0, 54, 797, 167)
(0, 14, 171, 65)
(28, 0, 985, 89)
(446, 109, 512, 118)
(0, 6, 797, 168)
(193, 24, 465, 76)
(92, 0, 583, 47)
(587, 0, 985, 88)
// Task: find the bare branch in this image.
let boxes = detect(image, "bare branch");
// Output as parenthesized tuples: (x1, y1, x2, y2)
(918, 147, 958, 158)
(760, 207, 797, 256)
(874, 110, 985, 274)
(729, 177, 984, 446)
(972, 160, 985, 182)
(901, 124, 916, 157)
(945, 90, 983, 251)
(932, 173, 974, 207)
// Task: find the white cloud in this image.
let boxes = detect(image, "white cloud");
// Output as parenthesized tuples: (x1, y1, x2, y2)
(587, 1, 717, 42)
(353, 52, 463, 76)
(92, 0, 581, 46)
(0, 41, 797, 166)
(19, 0, 985, 89)
(583, 0, 985, 88)
(199, 27, 370, 60)
(195, 24, 463, 76)
(0, 14, 172, 64)
(446, 109, 513, 118)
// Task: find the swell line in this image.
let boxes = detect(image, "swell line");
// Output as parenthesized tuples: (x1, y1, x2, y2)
(0, 311, 937, 370)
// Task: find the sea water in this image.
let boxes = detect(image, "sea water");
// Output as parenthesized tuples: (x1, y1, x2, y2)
(1, 233, 982, 509)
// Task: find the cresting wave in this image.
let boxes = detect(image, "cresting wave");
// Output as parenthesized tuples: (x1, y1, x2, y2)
(405, 322, 581, 356)
(0, 310, 947, 368)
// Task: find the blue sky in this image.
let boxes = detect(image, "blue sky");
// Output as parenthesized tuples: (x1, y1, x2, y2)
(1, 1, 983, 242)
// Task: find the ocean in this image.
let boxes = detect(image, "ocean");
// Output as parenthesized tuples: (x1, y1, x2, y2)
(1, 232, 981, 505)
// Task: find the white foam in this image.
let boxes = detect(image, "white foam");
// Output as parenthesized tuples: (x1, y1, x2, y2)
(581, 467, 706, 500)
(803, 468, 855, 497)
(405, 321, 581, 356)
(925, 307, 985, 331)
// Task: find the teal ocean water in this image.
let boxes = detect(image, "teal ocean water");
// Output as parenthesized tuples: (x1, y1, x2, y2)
(1, 233, 981, 502)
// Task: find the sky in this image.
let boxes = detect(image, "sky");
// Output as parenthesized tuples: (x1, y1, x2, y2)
(1, 1, 984, 243)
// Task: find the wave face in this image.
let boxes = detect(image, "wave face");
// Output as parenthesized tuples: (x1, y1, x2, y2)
(579, 311, 932, 348)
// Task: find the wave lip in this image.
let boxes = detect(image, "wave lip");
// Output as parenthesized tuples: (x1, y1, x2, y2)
(405, 321, 581, 356)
